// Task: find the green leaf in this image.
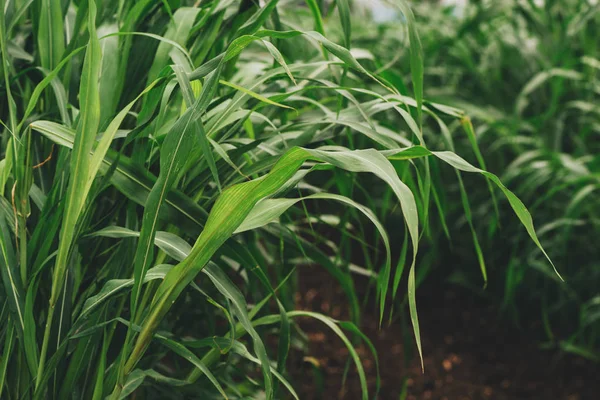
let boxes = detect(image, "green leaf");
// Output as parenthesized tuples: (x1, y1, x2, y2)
(432, 150, 562, 281)
(219, 79, 294, 110)
(254, 311, 368, 400)
(335, 0, 351, 48)
(147, 7, 201, 83)
(19, 46, 86, 132)
(79, 264, 172, 319)
(388, 1, 424, 127)
(119, 369, 146, 399)
(37, 0, 65, 70)
(385, 146, 561, 281)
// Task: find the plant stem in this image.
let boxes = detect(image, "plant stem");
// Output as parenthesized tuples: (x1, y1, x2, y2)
(36, 303, 55, 391)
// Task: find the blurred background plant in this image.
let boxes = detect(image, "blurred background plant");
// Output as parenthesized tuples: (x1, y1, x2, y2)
(353, 0, 600, 362)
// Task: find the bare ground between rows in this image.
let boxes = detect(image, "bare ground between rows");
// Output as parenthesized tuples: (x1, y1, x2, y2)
(285, 266, 599, 400)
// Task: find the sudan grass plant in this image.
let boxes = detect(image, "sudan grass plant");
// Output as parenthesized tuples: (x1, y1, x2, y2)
(0, 0, 561, 398)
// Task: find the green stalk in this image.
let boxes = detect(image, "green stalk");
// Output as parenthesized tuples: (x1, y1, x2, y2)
(18, 220, 27, 285)
(0, 320, 13, 397)
(37, 0, 102, 390)
(17, 130, 32, 286)
(37, 299, 55, 390)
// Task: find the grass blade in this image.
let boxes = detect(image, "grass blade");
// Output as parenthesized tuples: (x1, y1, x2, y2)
(38, 0, 65, 70)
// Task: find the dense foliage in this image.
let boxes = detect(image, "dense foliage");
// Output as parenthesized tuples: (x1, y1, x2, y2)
(357, 0, 600, 361)
(0, 0, 577, 399)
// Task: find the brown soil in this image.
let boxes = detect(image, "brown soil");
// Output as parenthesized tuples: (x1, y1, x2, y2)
(287, 266, 599, 400)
